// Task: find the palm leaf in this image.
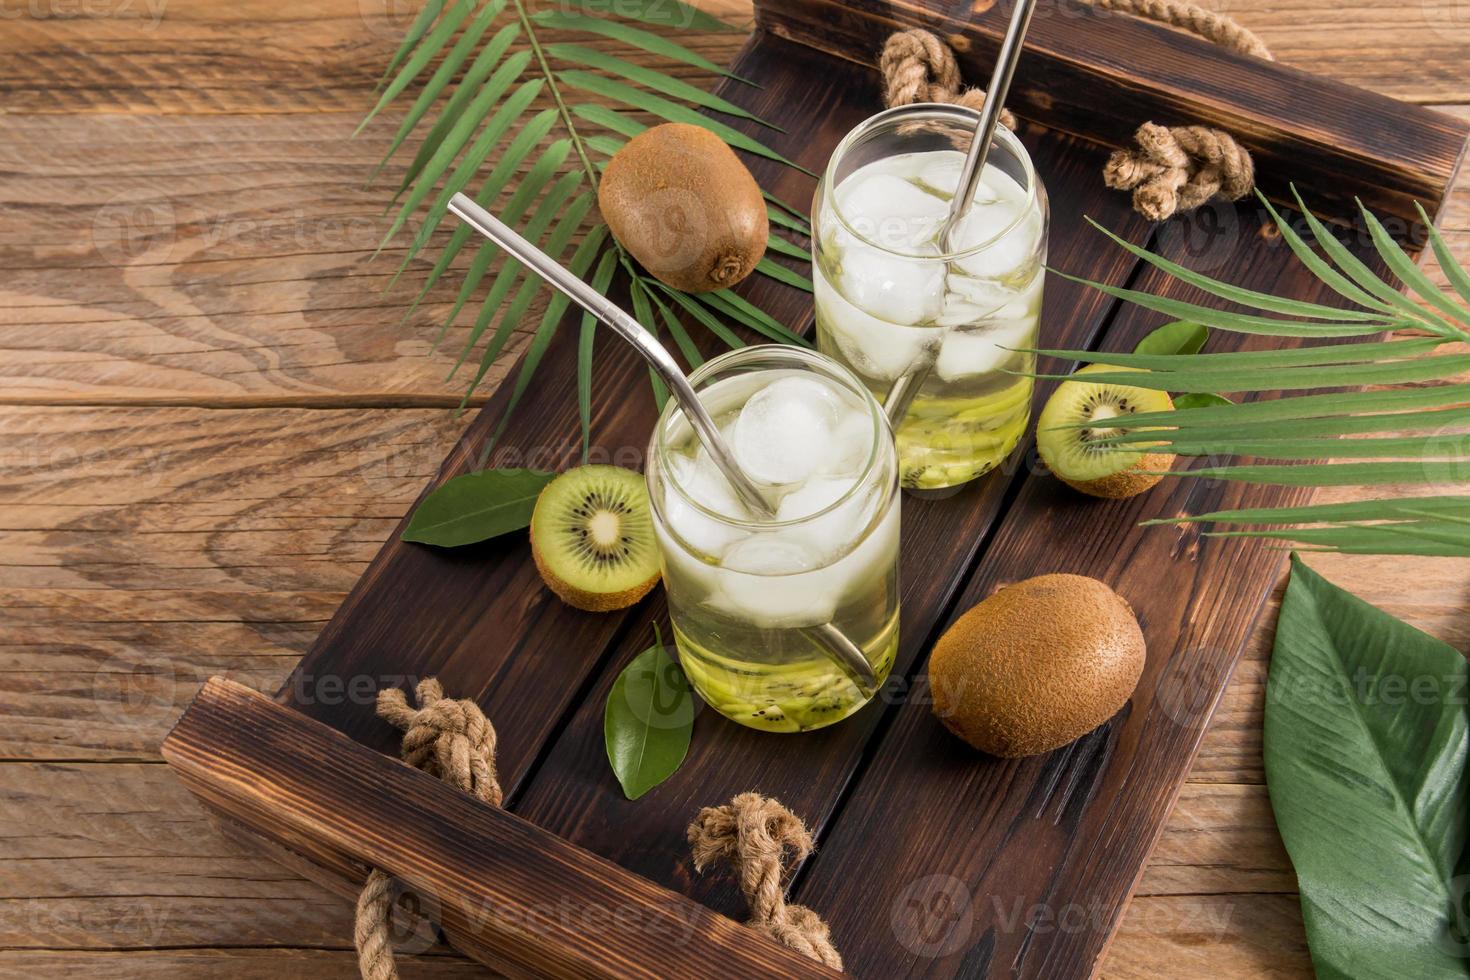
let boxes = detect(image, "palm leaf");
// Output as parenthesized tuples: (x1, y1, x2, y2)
(1068, 194, 1470, 556)
(362, 0, 814, 436)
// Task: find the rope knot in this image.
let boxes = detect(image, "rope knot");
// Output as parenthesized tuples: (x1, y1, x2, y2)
(356, 679, 501, 980)
(688, 792, 842, 970)
(377, 678, 501, 806)
(879, 27, 1018, 131)
(1104, 122, 1255, 221)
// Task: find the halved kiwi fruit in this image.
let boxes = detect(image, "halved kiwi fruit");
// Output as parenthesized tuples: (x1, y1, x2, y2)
(530, 465, 661, 612)
(1036, 364, 1176, 499)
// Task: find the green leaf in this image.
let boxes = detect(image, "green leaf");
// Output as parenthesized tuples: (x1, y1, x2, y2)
(629, 271, 668, 409)
(1146, 495, 1470, 527)
(1418, 201, 1470, 310)
(1169, 460, 1470, 486)
(604, 629, 695, 801)
(1358, 199, 1470, 335)
(400, 468, 555, 546)
(1256, 191, 1397, 315)
(380, 49, 534, 249)
(1039, 354, 1470, 394)
(562, 0, 738, 34)
(645, 284, 704, 368)
(1088, 217, 1386, 322)
(486, 223, 610, 436)
(378, 0, 448, 88)
(530, 9, 753, 81)
(764, 234, 811, 262)
(1210, 522, 1470, 557)
(545, 44, 775, 128)
(394, 22, 523, 196)
(579, 249, 620, 459)
(361, 0, 476, 134)
(1171, 392, 1233, 410)
(364, 0, 505, 156)
(1037, 337, 1448, 373)
(557, 70, 813, 174)
(570, 102, 647, 139)
(755, 256, 813, 292)
(658, 284, 746, 350)
(701, 289, 810, 347)
(1051, 269, 1393, 338)
(1265, 556, 1469, 976)
(1133, 320, 1208, 356)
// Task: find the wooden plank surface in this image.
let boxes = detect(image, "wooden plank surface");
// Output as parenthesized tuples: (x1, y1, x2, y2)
(3, 0, 1469, 977)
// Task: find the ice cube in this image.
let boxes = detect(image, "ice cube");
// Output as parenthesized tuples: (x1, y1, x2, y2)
(951, 202, 1041, 281)
(826, 408, 875, 477)
(835, 171, 948, 252)
(816, 262, 933, 382)
(661, 452, 750, 559)
(731, 375, 844, 485)
(837, 238, 948, 326)
(713, 533, 837, 628)
(935, 312, 1038, 382)
(776, 475, 880, 563)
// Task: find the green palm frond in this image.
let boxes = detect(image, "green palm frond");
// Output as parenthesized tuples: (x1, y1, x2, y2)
(362, 0, 813, 451)
(1061, 190, 1470, 556)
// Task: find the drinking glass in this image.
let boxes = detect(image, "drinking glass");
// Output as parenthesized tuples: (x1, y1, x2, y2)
(646, 346, 900, 732)
(812, 104, 1049, 491)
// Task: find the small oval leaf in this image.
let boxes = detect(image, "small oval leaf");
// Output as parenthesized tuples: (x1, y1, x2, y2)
(1172, 392, 1233, 410)
(400, 468, 554, 547)
(605, 636, 694, 801)
(1134, 320, 1209, 357)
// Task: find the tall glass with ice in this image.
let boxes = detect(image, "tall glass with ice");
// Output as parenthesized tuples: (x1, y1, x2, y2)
(646, 347, 900, 732)
(813, 105, 1049, 491)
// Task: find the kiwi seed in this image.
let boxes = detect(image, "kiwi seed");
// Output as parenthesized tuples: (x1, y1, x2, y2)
(598, 123, 768, 293)
(927, 574, 1145, 758)
(530, 465, 661, 613)
(1036, 364, 1176, 499)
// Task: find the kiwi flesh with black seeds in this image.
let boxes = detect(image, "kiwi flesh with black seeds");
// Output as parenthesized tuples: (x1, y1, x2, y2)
(530, 465, 661, 612)
(1036, 364, 1176, 499)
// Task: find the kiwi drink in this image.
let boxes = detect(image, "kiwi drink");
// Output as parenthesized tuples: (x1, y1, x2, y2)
(812, 108, 1048, 490)
(647, 348, 901, 733)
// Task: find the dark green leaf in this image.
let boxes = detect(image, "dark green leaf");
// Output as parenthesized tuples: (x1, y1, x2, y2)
(401, 468, 555, 546)
(1038, 337, 1448, 372)
(1265, 555, 1469, 976)
(1133, 320, 1208, 356)
(1168, 460, 1470, 486)
(702, 289, 810, 346)
(764, 234, 811, 262)
(604, 631, 695, 800)
(571, 102, 647, 138)
(545, 44, 775, 128)
(1257, 191, 1395, 314)
(1038, 354, 1470, 394)
(1145, 495, 1470, 527)
(1170, 392, 1233, 410)
(378, 0, 448, 88)
(1358, 200, 1470, 334)
(1418, 201, 1470, 311)
(645, 284, 704, 368)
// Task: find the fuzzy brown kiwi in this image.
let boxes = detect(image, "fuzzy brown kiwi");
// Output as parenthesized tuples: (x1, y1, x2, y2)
(530, 466, 661, 613)
(928, 574, 1145, 758)
(1036, 364, 1176, 499)
(598, 123, 767, 293)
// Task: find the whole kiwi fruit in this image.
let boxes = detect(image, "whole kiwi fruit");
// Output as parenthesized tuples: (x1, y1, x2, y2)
(928, 574, 1145, 758)
(1036, 364, 1176, 499)
(530, 465, 661, 612)
(598, 123, 768, 293)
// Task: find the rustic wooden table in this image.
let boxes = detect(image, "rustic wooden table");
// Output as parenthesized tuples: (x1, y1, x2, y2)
(3, 0, 1467, 976)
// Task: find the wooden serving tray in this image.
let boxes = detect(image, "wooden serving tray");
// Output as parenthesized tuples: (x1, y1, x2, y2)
(162, 2, 1468, 977)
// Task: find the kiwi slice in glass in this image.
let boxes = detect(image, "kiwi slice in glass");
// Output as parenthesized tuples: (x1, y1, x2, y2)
(531, 465, 661, 612)
(1036, 365, 1176, 499)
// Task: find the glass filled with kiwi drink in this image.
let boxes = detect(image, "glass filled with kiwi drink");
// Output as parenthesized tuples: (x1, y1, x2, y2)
(646, 347, 901, 732)
(812, 105, 1049, 491)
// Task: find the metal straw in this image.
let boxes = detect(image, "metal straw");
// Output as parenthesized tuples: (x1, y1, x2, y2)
(447, 193, 877, 694)
(884, 0, 1039, 429)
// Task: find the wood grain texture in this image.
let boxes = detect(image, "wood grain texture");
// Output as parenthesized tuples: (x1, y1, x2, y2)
(758, 0, 1469, 228)
(4, 0, 1469, 976)
(161, 678, 846, 979)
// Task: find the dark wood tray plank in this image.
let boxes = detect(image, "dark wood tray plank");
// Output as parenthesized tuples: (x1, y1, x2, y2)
(164, 679, 843, 980)
(509, 121, 1153, 924)
(758, 0, 1470, 228)
(789, 203, 1364, 979)
(277, 33, 840, 793)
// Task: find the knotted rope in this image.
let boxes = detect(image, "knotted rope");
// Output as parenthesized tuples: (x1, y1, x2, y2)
(355, 679, 500, 980)
(879, 0, 1271, 221)
(687, 792, 843, 970)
